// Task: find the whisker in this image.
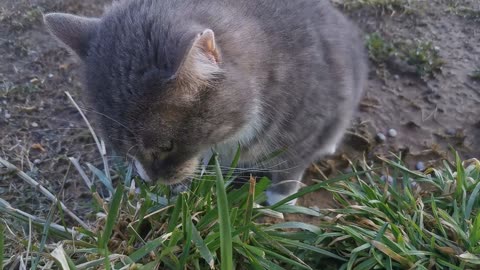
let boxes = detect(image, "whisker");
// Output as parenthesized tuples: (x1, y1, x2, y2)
(79, 106, 136, 135)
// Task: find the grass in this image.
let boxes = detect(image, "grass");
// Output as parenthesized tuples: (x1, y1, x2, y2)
(313, 154, 480, 269)
(366, 33, 443, 78)
(398, 41, 443, 77)
(446, 3, 480, 23)
(0, 151, 346, 269)
(1, 94, 480, 269)
(2, 145, 480, 270)
(339, 0, 414, 14)
(365, 33, 395, 64)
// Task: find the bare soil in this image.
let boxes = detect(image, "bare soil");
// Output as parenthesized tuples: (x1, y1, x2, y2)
(1, 0, 479, 221)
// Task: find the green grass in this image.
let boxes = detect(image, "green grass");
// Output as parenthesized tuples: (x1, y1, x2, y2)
(365, 33, 395, 64)
(1, 95, 479, 269)
(339, 0, 413, 14)
(1, 150, 480, 269)
(366, 33, 443, 78)
(398, 41, 443, 77)
(446, 3, 480, 23)
(312, 154, 480, 269)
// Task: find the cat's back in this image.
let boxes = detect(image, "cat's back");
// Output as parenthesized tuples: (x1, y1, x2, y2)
(103, 0, 366, 100)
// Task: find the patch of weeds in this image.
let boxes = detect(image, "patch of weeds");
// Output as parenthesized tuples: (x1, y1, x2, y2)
(366, 33, 443, 78)
(366, 33, 395, 64)
(448, 4, 480, 23)
(470, 67, 480, 81)
(0, 5, 44, 31)
(314, 154, 480, 269)
(1, 80, 43, 97)
(398, 40, 444, 77)
(0, 80, 15, 97)
(339, 0, 413, 14)
(2, 39, 29, 57)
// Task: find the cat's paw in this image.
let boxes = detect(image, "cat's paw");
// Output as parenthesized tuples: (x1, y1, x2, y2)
(265, 190, 297, 206)
(325, 144, 337, 155)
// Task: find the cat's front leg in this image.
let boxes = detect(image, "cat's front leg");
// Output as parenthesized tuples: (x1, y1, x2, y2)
(265, 169, 305, 206)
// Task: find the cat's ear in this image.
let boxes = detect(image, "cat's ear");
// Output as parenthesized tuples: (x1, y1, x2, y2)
(176, 29, 222, 83)
(44, 13, 99, 58)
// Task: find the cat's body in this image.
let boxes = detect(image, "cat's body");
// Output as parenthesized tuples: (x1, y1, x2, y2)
(45, 0, 367, 204)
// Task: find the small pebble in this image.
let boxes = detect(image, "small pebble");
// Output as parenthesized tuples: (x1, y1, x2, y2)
(380, 175, 394, 184)
(394, 74, 400, 80)
(5, 112, 11, 119)
(415, 161, 425, 171)
(31, 122, 39, 127)
(376, 132, 386, 143)
(387, 128, 398, 138)
(445, 128, 456, 136)
(411, 181, 418, 189)
(33, 159, 41, 165)
(48, 73, 54, 78)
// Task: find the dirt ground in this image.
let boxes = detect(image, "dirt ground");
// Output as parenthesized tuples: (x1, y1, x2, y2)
(0, 0, 479, 221)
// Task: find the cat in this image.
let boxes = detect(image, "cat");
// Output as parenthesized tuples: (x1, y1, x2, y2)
(44, 0, 367, 205)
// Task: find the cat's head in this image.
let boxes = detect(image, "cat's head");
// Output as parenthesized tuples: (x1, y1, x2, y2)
(44, 8, 252, 185)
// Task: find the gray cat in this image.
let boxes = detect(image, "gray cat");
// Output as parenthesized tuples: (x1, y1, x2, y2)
(44, 0, 367, 205)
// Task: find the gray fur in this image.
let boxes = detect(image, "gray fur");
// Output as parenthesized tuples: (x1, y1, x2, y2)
(44, 0, 367, 204)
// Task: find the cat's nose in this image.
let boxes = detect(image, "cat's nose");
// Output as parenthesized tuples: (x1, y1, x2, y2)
(134, 158, 168, 183)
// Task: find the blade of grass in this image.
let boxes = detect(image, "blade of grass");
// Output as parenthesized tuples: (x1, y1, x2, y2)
(455, 151, 466, 198)
(87, 163, 114, 193)
(31, 199, 60, 270)
(465, 181, 480, 220)
(371, 240, 413, 268)
(266, 222, 321, 234)
(50, 244, 74, 270)
(214, 154, 233, 270)
(191, 222, 215, 269)
(0, 157, 89, 230)
(129, 233, 171, 262)
(276, 237, 347, 262)
(69, 157, 92, 189)
(66, 91, 112, 189)
(469, 213, 480, 247)
(242, 176, 255, 242)
(100, 184, 124, 249)
(167, 196, 183, 233)
(179, 195, 193, 268)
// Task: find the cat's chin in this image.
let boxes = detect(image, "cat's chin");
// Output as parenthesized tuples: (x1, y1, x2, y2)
(134, 158, 191, 186)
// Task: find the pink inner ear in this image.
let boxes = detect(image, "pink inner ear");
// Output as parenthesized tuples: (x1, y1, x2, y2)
(196, 30, 220, 64)
(205, 51, 219, 64)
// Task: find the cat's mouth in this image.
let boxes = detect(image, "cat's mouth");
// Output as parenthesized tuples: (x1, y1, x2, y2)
(133, 158, 192, 185)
